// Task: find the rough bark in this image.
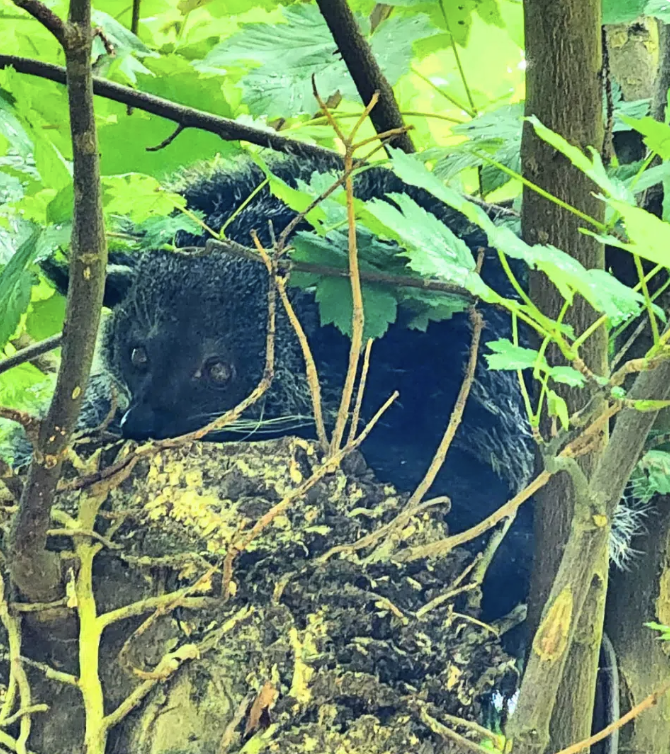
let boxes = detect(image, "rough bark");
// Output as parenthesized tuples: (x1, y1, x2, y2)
(315, 0, 415, 154)
(605, 498, 670, 753)
(7, 0, 108, 603)
(606, 17, 659, 102)
(521, 0, 607, 750)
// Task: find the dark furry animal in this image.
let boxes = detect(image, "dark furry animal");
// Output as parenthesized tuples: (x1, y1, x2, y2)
(43, 152, 536, 618)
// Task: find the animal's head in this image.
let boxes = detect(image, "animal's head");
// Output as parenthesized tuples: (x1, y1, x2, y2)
(98, 249, 316, 440)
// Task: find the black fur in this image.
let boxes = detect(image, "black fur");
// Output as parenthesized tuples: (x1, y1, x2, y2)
(43, 153, 537, 618)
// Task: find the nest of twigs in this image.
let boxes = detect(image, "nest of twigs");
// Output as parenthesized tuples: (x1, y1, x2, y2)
(0, 434, 517, 754)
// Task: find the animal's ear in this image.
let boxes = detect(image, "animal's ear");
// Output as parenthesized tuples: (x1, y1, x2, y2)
(39, 251, 138, 309)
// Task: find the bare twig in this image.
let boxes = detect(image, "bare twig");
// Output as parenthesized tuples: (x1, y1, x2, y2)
(0, 56, 341, 163)
(405, 308, 483, 510)
(394, 469, 552, 564)
(315, 83, 377, 454)
(316, 496, 449, 565)
(146, 124, 185, 151)
(0, 409, 39, 445)
(554, 681, 670, 754)
(275, 276, 328, 451)
(0, 335, 62, 376)
(102, 645, 199, 731)
(205, 238, 475, 302)
(0, 575, 33, 751)
(347, 338, 373, 445)
(414, 701, 493, 754)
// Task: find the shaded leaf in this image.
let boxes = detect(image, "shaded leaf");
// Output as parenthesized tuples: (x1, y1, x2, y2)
(0, 230, 39, 348)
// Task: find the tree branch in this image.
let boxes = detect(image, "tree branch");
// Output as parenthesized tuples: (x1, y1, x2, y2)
(0, 55, 341, 163)
(12, 0, 65, 45)
(8, 0, 108, 603)
(314, 0, 414, 154)
(0, 334, 62, 376)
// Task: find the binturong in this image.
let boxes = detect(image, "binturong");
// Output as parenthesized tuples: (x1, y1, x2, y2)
(35, 151, 640, 620)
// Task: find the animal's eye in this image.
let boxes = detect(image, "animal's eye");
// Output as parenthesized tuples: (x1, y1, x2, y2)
(203, 358, 234, 387)
(130, 346, 148, 369)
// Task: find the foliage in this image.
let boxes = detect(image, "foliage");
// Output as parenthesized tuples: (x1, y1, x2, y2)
(646, 620, 670, 641)
(2, 0, 670, 457)
(629, 449, 670, 502)
(0, 0, 524, 415)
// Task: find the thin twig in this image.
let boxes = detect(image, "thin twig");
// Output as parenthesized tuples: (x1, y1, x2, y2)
(554, 682, 670, 754)
(0, 335, 62, 376)
(316, 496, 450, 565)
(146, 124, 184, 151)
(205, 238, 475, 302)
(414, 702, 493, 753)
(347, 338, 373, 445)
(404, 308, 483, 510)
(0, 575, 32, 751)
(0, 55, 341, 164)
(394, 469, 552, 563)
(0, 409, 39, 444)
(321, 84, 378, 453)
(275, 277, 328, 451)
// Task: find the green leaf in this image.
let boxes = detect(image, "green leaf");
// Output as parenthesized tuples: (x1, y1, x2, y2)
(610, 81, 650, 132)
(315, 277, 398, 341)
(386, 0, 503, 47)
(132, 214, 205, 250)
(527, 116, 630, 201)
(47, 184, 74, 225)
(364, 193, 480, 289)
(617, 115, 670, 160)
(0, 70, 72, 193)
(102, 174, 186, 224)
(547, 390, 569, 430)
(205, 5, 438, 118)
(368, 14, 441, 84)
(607, 199, 670, 268)
(547, 366, 586, 387)
(0, 90, 33, 158)
(433, 104, 523, 195)
(603, 0, 647, 24)
(646, 0, 670, 22)
(0, 230, 39, 348)
(91, 10, 158, 59)
(388, 149, 644, 321)
(251, 154, 327, 232)
(485, 340, 543, 371)
(631, 449, 670, 502)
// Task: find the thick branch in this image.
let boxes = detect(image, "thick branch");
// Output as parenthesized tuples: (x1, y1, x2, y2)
(8, 2, 108, 603)
(0, 55, 340, 163)
(314, 0, 414, 154)
(520, 0, 606, 749)
(509, 360, 670, 751)
(591, 360, 670, 513)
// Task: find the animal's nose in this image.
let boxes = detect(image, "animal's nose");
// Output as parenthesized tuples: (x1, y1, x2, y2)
(119, 404, 158, 440)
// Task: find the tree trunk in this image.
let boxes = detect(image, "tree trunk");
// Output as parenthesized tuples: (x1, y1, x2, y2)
(522, 0, 606, 749)
(605, 498, 670, 753)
